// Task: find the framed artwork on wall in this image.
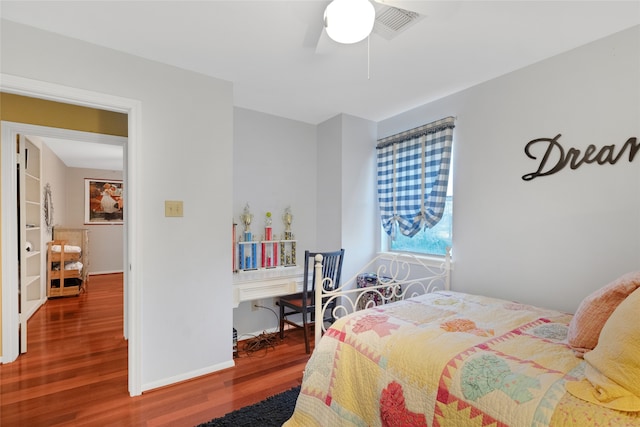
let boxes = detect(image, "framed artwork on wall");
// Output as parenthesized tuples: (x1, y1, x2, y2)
(85, 178, 124, 224)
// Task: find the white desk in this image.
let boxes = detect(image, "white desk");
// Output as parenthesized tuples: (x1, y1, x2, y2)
(232, 266, 306, 308)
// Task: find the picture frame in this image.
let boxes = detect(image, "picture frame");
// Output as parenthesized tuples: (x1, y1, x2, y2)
(85, 178, 124, 224)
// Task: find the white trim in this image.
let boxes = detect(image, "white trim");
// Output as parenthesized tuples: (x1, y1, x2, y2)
(1, 123, 20, 363)
(0, 74, 143, 396)
(2, 123, 127, 147)
(1, 75, 133, 113)
(140, 360, 235, 394)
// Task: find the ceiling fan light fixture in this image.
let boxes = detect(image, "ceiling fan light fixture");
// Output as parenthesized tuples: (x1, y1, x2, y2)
(324, 0, 376, 44)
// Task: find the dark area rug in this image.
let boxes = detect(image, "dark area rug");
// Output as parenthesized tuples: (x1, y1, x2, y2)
(196, 386, 300, 427)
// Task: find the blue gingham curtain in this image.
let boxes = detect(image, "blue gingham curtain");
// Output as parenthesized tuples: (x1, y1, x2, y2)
(377, 116, 454, 238)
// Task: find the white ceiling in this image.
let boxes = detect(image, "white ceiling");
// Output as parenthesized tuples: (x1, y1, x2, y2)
(2, 1, 639, 168)
(42, 137, 124, 171)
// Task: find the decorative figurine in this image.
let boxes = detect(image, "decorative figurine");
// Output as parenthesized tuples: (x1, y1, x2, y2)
(281, 206, 296, 266)
(264, 211, 273, 241)
(240, 203, 253, 240)
(261, 211, 277, 268)
(238, 203, 258, 270)
(283, 206, 293, 240)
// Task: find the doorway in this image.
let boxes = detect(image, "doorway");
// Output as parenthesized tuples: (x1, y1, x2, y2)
(0, 74, 143, 396)
(3, 125, 126, 350)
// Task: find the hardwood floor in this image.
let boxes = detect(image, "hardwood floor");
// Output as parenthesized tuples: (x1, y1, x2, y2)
(1, 274, 312, 426)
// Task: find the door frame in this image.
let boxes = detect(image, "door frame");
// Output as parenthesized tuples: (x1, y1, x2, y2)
(0, 74, 143, 396)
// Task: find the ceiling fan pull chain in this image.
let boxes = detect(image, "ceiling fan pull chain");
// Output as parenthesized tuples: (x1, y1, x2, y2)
(367, 35, 371, 80)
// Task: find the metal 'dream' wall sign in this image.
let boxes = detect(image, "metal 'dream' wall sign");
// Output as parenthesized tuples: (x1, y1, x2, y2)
(522, 134, 639, 181)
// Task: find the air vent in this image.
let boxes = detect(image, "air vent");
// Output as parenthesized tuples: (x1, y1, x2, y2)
(373, 5, 423, 40)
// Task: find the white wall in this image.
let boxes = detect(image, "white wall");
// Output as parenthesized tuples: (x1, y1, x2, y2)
(1, 20, 234, 390)
(378, 25, 640, 313)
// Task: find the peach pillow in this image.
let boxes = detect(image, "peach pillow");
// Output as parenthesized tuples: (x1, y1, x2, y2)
(568, 271, 640, 356)
(565, 287, 640, 411)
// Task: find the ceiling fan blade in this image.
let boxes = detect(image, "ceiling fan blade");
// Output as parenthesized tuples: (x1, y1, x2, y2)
(315, 29, 338, 55)
(301, 1, 331, 49)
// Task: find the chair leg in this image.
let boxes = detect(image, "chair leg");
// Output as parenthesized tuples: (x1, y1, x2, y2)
(279, 302, 285, 339)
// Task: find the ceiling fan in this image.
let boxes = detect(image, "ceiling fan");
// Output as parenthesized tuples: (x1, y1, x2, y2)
(313, 0, 433, 53)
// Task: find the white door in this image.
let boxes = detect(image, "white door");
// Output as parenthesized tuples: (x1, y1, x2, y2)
(18, 134, 45, 353)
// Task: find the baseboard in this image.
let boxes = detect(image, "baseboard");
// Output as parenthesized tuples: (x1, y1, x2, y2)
(88, 270, 124, 276)
(141, 359, 235, 393)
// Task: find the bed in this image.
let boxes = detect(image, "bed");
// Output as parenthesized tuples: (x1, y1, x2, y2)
(283, 253, 640, 426)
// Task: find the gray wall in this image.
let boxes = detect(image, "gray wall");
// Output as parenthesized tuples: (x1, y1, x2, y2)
(379, 25, 640, 313)
(232, 110, 378, 338)
(2, 19, 234, 391)
(232, 107, 317, 337)
(232, 25, 639, 337)
(316, 114, 378, 282)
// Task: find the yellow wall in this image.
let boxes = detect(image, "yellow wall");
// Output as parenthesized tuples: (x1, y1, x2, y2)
(1, 93, 128, 135)
(0, 92, 128, 359)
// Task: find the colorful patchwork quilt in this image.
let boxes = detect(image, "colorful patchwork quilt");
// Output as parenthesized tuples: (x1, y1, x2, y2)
(283, 291, 640, 427)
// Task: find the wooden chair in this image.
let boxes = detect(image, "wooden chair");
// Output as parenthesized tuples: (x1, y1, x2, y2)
(278, 249, 345, 353)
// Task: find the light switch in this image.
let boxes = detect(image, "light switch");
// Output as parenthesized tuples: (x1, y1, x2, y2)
(165, 200, 184, 217)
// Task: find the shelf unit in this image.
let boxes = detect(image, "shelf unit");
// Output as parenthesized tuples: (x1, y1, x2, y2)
(232, 224, 302, 306)
(236, 238, 297, 271)
(48, 228, 90, 297)
(47, 241, 82, 297)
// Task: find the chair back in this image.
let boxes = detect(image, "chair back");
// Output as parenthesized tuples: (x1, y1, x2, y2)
(302, 249, 345, 306)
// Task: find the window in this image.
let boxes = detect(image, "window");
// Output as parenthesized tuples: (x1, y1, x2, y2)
(377, 117, 454, 257)
(388, 195, 452, 256)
